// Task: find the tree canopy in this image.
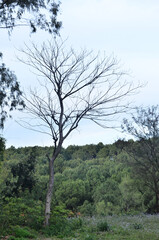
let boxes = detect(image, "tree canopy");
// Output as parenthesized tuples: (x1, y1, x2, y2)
(0, 53, 25, 129)
(0, 0, 62, 34)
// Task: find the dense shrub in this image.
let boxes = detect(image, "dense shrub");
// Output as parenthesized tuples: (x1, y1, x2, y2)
(41, 216, 83, 237)
(97, 220, 110, 232)
(132, 222, 143, 230)
(10, 226, 36, 238)
(0, 197, 44, 232)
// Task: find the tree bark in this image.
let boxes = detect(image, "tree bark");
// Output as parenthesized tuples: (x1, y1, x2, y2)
(44, 157, 54, 226)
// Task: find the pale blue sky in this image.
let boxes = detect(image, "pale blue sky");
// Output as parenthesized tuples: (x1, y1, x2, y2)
(1, 0, 159, 147)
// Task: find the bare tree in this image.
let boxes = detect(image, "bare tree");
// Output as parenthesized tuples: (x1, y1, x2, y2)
(20, 40, 140, 226)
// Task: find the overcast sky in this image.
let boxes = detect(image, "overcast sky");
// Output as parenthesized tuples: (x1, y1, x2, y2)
(1, 0, 159, 148)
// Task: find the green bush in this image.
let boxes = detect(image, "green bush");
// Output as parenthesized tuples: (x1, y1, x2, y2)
(83, 234, 97, 240)
(11, 226, 36, 238)
(79, 200, 94, 216)
(97, 220, 110, 232)
(70, 217, 83, 230)
(41, 204, 83, 237)
(42, 217, 72, 237)
(52, 203, 71, 217)
(0, 197, 44, 231)
(42, 216, 83, 237)
(132, 222, 143, 230)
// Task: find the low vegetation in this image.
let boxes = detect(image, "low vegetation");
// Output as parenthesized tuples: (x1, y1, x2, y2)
(1, 136, 159, 239)
(1, 214, 159, 239)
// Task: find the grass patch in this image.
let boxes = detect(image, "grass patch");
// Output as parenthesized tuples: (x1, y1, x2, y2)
(1, 214, 159, 240)
(55, 214, 159, 240)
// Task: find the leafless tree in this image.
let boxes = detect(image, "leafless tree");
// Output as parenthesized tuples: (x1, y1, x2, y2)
(19, 40, 140, 226)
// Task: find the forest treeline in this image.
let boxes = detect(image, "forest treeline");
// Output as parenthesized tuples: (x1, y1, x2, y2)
(0, 138, 158, 222)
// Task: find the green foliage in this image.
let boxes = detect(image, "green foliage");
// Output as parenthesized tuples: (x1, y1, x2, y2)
(10, 226, 36, 238)
(95, 200, 107, 216)
(0, 136, 5, 162)
(1, 147, 37, 198)
(0, 0, 62, 34)
(0, 54, 25, 128)
(119, 176, 145, 213)
(52, 204, 71, 217)
(55, 179, 87, 210)
(1, 139, 159, 234)
(11, 148, 37, 195)
(0, 197, 44, 231)
(79, 200, 94, 216)
(131, 222, 143, 230)
(94, 179, 121, 215)
(122, 106, 159, 213)
(71, 217, 83, 230)
(97, 220, 110, 232)
(83, 234, 97, 240)
(41, 216, 83, 237)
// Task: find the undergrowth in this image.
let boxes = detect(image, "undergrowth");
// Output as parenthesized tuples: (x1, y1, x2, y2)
(1, 213, 159, 240)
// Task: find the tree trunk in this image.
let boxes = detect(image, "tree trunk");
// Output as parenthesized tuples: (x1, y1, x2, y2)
(44, 157, 54, 226)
